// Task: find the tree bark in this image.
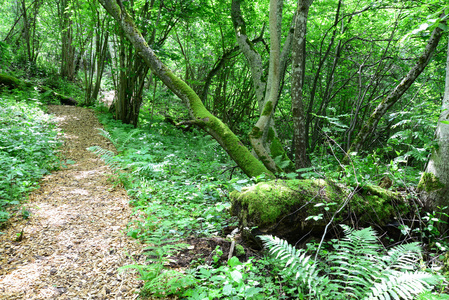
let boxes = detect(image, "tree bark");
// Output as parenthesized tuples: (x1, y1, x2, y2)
(419, 37, 449, 212)
(248, 0, 283, 173)
(59, 0, 76, 81)
(345, 17, 446, 161)
(231, 0, 295, 174)
(291, 0, 313, 170)
(98, 0, 273, 179)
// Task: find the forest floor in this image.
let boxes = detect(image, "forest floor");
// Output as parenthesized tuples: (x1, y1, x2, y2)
(0, 104, 245, 300)
(0, 105, 147, 299)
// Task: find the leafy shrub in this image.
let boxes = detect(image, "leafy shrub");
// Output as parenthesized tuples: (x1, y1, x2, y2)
(0, 95, 61, 223)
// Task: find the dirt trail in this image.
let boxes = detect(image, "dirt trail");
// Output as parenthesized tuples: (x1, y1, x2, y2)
(0, 105, 146, 299)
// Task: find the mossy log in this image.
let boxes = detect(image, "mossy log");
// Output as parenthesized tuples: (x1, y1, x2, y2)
(0, 73, 77, 106)
(230, 179, 410, 246)
(0, 73, 27, 88)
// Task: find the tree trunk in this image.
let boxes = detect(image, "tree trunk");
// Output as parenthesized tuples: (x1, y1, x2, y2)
(59, 0, 76, 81)
(418, 37, 449, 213)
(345, 16, 445, 162)
(231, 0, 295, 174)
(98, 0, 273, 179)
(291, 0, 313, 170)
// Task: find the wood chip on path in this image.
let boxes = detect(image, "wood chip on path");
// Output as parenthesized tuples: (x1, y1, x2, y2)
(0, 105, 147, 299)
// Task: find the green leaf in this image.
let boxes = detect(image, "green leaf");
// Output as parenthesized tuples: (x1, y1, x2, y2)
(222, 284, 234, 296)
(230, 270, 243, 283)
(228, 256, 241, 268)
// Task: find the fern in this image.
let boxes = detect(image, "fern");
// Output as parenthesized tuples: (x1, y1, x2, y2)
(87, 145, 121, 171)
(88, 128, 143, 171)
(261, 225, 444, 300)
(259, 235, 330, 297)
(96, 128, 141, 152)
(366, 271, 441, 300)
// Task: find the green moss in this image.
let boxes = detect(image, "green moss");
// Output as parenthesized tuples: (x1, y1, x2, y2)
(250, 126, 263, 139)
(267, 127, 275, 142)
(235, 244, 245, 256)
(231, 179, 333, 226)
(262, 101, 273, 116)
(0, 73, 31, 89)
(417, 172, 445, 193)
(349, 184, 406, 223)
(231, 179, 407, 228)
(270, 137, 285, 159)
(267, 127, 294, 171)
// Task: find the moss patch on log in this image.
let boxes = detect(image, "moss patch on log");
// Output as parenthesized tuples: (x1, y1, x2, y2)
(0, 73, 77, 105)
(230, 179, 407, 242)
(0, 73, 30, 89)
(230, 179, 342, 227)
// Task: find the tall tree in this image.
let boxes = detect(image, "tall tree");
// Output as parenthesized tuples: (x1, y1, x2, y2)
(291, 0, 313, 170)
(59, 0, 76, 80)
(98, 0, 273, 178)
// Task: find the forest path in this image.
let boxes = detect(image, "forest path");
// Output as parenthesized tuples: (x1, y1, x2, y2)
(0, 105, 145, 299)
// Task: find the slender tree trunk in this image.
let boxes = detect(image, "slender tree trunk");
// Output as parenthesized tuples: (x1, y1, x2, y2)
(291, 0, 313, 170)
(247, 0, 284, 173)
(98, 0, 273, 178)
(344, 17, 445, 162)
(59, 0, 76, 80)
(231, 0, 295, 173)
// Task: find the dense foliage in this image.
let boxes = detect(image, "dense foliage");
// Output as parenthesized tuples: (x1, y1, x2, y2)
(1, 0, 449, 298)
(0, 92, 61, 223)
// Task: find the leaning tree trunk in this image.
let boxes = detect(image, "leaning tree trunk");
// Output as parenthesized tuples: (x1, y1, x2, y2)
(344, 16, 445, 163)
(418, 37, 449, 214)
(98, 0, 273, 179)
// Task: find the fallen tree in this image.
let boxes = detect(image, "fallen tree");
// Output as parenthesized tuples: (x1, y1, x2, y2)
(230, 179, 410, 247)
(0, 73, 78, 105)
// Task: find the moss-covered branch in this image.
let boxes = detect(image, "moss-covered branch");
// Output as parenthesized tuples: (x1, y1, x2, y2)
(99, 0, 274, 179)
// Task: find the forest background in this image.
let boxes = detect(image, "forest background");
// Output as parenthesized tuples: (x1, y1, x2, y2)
(1, 0, 449, 298)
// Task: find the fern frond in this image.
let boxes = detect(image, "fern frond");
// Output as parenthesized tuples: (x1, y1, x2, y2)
(383, 242, 422, 271)
(328, 225, 384, 295)
(95, 128, 141, 152)
(260, 235, 323, 294)
(365, 271, 442, 300)
(87, 145, 121, 170)
(96, 128, 118, 148)
(262, 227, 442, 300)
(117, 129, 141, 152)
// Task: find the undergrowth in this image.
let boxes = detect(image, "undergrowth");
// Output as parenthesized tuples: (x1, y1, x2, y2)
(91, 111, 250, 241)
(90, 109, 449, 299)
(0, 90, 61, 224)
